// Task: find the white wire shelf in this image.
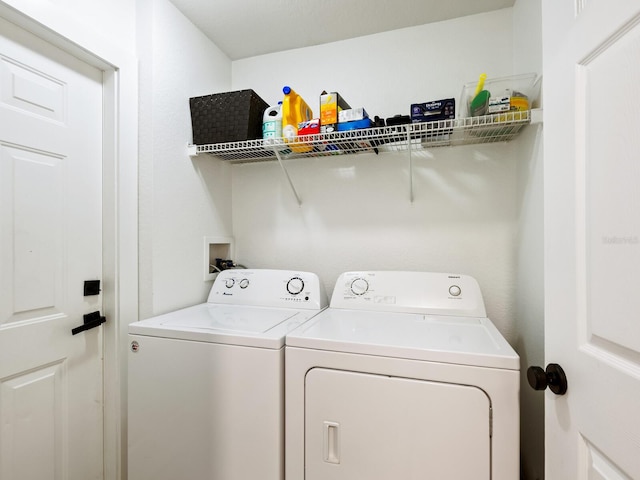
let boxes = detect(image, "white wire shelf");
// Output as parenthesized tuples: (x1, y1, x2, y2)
(188, 110, 533, 164)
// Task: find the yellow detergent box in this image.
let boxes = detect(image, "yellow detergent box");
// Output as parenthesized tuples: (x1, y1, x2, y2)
(320, 91, 351, 133)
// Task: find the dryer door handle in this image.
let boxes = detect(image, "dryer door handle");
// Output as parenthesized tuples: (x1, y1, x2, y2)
(323, 421, 340, 464)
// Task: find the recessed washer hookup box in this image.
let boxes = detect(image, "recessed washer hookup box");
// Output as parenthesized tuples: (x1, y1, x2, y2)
(410, 98, 455, 123)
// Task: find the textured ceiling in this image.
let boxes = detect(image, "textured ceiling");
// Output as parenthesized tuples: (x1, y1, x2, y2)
(169, 0, 516, 60)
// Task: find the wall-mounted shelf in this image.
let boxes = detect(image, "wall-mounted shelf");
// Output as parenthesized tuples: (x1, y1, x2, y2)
(188, 109, 541, 204)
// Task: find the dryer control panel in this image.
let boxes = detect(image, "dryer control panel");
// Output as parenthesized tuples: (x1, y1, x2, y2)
(330, 271, 486, 317)
(208, 269, 328, 310)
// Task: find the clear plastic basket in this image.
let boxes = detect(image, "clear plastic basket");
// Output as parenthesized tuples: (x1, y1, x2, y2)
(459, 73, 541, 118)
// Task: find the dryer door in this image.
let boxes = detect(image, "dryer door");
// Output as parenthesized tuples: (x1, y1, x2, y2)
(305, 368, 491, 480)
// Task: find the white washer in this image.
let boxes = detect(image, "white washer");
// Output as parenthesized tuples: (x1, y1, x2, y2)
(285, 271, 519, 480)
(128, 269, 327, 480)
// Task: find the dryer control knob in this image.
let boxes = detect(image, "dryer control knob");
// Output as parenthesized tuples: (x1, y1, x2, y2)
(350, 278, 369, 296)
(239, 278, 249, 289)
(287, 277, 305, 295)
(225, 278, 235, 288)
(449, 285, 461, 296)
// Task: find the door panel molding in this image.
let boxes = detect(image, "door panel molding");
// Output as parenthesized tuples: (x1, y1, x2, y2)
(580, 437, 633, 480)
(575, 17, 640, 358)
(0, 360, 68, 480)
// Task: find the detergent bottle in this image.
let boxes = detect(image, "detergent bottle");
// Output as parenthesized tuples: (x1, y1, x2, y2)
(281, 86, 313, 153)
(262, 101, 284, 150)
(263, 102, 282, 139)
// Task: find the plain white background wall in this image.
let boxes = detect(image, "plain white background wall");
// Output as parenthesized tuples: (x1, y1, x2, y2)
(137, 0, 234, 318)
(44, 0, 136, 53)
(229, 8, 524, 343)
(233, 9, 515, 119)
(512, 1, 544, 478)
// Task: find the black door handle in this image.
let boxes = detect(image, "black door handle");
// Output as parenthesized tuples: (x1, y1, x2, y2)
(527, 363, 568, 395)
(71, 311, 106, 335)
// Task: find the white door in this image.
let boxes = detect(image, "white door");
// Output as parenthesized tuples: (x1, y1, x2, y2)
(543, 1, 640, 478)
(0, 16, 104, 480)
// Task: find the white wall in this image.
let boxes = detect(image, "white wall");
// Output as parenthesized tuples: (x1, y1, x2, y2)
(137, 0, 234, 318)
(230, 8, 523, 342)
(48, 0, 136, 52)
(233, 10, 515, 119)
(0, 0, 136, 55)
(513, 1, 545, 478)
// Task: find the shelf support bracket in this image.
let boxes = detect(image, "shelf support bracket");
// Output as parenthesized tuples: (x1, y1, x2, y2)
(274, 149, 302, 206)
(407, 126, 414, 203)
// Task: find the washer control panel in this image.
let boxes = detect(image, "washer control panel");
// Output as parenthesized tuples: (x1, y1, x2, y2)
(208, 269, 328, 310)
(331, 271, 486, 317)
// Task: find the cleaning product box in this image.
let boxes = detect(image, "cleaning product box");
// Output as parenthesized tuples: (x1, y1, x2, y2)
(320, 92, 351, 133)
(487, 95, 511, 114)
(298, 118, 320, 136)
(337, 118, 372, 131)
(410, 98, 455, 123)
(339, 108, 369, 123)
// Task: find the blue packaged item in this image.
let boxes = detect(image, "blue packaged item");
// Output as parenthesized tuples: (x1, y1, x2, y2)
(410, 98, 455, 123)
(337, 118, 372, 131)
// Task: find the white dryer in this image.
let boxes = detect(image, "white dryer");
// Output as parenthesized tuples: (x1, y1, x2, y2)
(285, 271, 519, 480)
(128, 269, 327, 480)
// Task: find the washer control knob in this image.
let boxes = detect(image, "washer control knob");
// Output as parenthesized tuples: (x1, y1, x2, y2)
(350, 278, 369, 296)
(287, 277, 305, 295)
(449, 285, 461, 297)
(239, 278, 249, 289)
(225, 278, 235, 288)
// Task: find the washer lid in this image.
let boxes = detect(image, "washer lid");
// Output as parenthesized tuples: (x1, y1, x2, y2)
(286, 309, 519, 370)
(129, 303, 322, 349)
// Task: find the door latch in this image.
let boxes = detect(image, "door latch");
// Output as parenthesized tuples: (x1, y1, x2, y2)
(71, 311, 106, 335)
(83, 280, 101, 296)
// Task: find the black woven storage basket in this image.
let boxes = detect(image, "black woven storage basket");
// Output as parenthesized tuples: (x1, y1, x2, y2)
(190, 89, 269, 145)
